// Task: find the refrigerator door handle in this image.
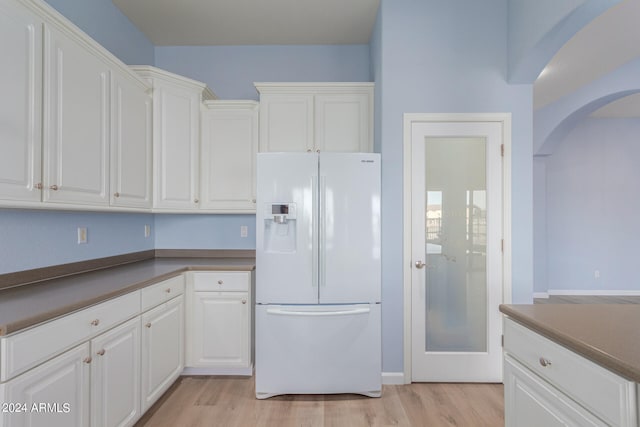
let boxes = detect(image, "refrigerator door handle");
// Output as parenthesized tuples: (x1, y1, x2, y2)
(266, 307, 371, 317)
(311, 175, 319, 289)
(319, 175, 326, 288)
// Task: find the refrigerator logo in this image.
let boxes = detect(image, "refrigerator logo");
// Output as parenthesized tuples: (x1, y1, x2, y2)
(361, 160, 375, 163)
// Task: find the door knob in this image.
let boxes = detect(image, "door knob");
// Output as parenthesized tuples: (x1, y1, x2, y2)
(415, 260, 426, 269)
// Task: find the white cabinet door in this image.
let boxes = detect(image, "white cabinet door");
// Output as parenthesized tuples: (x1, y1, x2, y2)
(2, 343, 91, 427)
(43, 24, 110, 205)
(140, 295, 184, 412)
(258, 93, 314, 152)
(110, 72, 152, 208)
(90, 318, 141, 427)
(256, 83, 374, 153)
(200, 101, 258, 212)
(151, 81, 201, 209)
(315, 93, 372, 152)
(189, 292, 249, 368)
(504, 355, 607, 427)
(0, 0, 42, 203)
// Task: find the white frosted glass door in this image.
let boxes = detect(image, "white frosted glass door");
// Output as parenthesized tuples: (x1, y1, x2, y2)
(411, 121, 503, 382)
(424, 137, 487, 352)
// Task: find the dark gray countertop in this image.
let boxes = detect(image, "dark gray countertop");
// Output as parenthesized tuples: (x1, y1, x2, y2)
(0, 257, 255, 336)
(500, 304, 640, 382)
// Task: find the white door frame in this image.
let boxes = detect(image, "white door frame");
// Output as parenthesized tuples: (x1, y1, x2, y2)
(402, 113, 512, 383)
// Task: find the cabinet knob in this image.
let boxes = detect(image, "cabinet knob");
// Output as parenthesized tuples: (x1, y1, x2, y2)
(114, 192, 120, 198)
(218, 280, 223, 285)
(250, 199, 256, 203)
(306, 149, 312, 153)
(316, 149, 320, 153)
(34, 183, 43, 190)
(242, 299, 247, 304)
(97, 349, 106, 356)
(145, 322, 152, 328)
(165, 288, 171, 293)
(49, 184, 59, 191)
(539, 357, 552, 367)
(194, 198, 199, 204)
(90, 319, 100, 326)
(83, 356, 92, 364)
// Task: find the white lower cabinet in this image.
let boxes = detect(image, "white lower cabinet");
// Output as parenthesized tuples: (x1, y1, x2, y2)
(1, 343, 91, 427)
(0, 276, 186, 427)
(504, 355, 606, 427)
(90, 318, 140, 427)
(191, 292, 249, 368)
(185, 271, 253, 375)
(503, 318, 638, 427)
(140, 295, 184, 412)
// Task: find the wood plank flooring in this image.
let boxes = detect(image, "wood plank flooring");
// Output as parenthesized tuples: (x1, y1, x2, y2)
(135, 376, 504, 427)
(137, 296, 640, 426)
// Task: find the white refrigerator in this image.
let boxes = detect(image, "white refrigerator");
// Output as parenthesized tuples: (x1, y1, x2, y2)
(255, 152, 381, 399)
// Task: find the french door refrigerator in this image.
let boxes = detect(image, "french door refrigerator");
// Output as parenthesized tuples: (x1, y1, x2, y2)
(255, 152, 381, 399)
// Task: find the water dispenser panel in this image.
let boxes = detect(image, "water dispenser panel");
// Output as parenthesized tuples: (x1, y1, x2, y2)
(263, 203, 297, 253)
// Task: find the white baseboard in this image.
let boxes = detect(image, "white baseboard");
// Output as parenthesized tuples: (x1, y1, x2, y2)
(533, 292, 549, 299)
(382, 372, 406, 385)
(547, 289, 640, 296)
(182, 365, 253, 376)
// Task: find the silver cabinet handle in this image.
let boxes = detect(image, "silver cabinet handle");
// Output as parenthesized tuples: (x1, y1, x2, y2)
(49, 184, 59, 191)
(218, 280, 223, 285)
(242, 299, 247, 304)
(35, 183, 43, 190)
(97, 349, 106, 356)
(415, 260, 426, 269)
(83, 356, 92, 364)
(194, 198, 199, 203)
(90, 319, 100, 326)
(145, 322, 152, 328)
(539, 357, 552, 367)
(165, 288, 171, 293)
(114, 192, 120, 198)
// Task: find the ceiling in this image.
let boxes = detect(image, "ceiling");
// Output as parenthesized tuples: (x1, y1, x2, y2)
(112, 0, 639, 117)
(534, 0, 640, 117)
(111, 0, 380, 46)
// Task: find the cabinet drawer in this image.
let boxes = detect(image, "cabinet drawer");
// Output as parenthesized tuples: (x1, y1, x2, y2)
(504, 318, 637, 426)
(1, 291, 140, 382)
(141, 275, 185, 311)
(192, 271, 250, 292)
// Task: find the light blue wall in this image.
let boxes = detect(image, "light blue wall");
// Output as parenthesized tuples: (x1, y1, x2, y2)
(0, 210, 154, 274)
(43, 0, 154, 65)
(155, 45, 371, 100)
(155, 215, 255, 249)
(374, 0, 534, 372)
(543, 118, 640, 292)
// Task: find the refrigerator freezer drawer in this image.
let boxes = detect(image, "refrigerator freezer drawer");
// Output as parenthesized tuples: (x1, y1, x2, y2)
(255, 303, 381, 399)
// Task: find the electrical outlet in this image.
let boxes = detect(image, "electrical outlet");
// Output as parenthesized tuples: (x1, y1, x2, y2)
(144, 224, 151, 238)
(240, 225, 248, 238)
(77, 227, 87, 244)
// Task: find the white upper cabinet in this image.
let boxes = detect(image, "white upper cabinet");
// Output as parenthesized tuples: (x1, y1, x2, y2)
(0, 0, 153, 211)
(200, 100, 258, 212)
(0, 0, 43, 203)
(42, 23, 111, 206)
(131, 66, 215, 211)
(255, 83, 374, 153)
(110, 72, 152, 208)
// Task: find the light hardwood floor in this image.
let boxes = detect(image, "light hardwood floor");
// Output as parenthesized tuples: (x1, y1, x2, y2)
(135, 376, 504, 427)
